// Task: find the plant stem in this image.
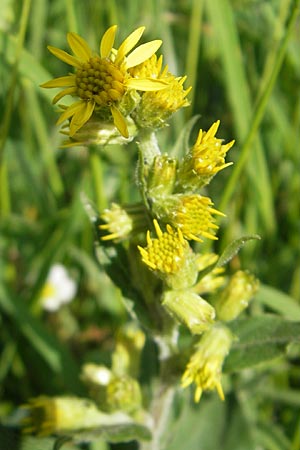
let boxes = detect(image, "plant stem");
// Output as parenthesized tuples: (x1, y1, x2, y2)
(141, 328, 178, 450)
(141, 383, 176, 450)
(90, 148, 106, 212)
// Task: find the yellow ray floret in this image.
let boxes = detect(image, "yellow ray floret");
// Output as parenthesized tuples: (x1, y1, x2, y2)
(41, 26, 168, 138)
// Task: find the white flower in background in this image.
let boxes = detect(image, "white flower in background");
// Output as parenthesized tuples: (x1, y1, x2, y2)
(40, 264, 77, 312)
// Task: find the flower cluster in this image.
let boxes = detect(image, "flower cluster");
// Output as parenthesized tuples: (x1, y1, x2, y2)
(132, 120, 258, 402)
(22, 24, 260, 445)
(96, 85, 257, 402)
(42, 26, 190, 145)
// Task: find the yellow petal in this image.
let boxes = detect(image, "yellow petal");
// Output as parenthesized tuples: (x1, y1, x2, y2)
(40, 75, 76, 88)
(52, 87, 77, 104)
(69, 101, 95, 136)
(125, 40, 162, 69)
(47, 46, 82, 68)
(115, 27, 145, 64)
(67, 32, 92, 61)
(126, 77, 168, 91)
(110, 105, 129, 138)
(56, 100, 84, 125)
(100, 25, 117, 58)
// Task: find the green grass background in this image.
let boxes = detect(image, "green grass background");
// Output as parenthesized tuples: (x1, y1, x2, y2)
(1, 0, 300, 449)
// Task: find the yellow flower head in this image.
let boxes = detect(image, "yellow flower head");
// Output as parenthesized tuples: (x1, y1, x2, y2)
(99, 202, 148, 242)
(41, 26, 168, 138)
(181, 325, 233, 402)
(153, 194, 224, 242)
(177, 121, 234, 191)
(138, 219, 188, 275)
(99, 203, 133, 241)
(138, 220, 198, 289)
(131, 54, 191, 128)
(192, 121, 234, 176)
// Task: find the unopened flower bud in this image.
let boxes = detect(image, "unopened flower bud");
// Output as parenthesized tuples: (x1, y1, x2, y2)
(112, 324, 146, 378)
(162, 290, 215, 334)
(106, 375, 142, 414)
(60, 115, 138, 147)
(147, 155, 177, 197)
(215, 270, 259, 321)
(22, 396, 114, 436)
(81, 364, 112, 407)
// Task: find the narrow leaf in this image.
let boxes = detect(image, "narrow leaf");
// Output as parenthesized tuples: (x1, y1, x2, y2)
(225, 315, 300, 372)
(217, 234, 261, 267)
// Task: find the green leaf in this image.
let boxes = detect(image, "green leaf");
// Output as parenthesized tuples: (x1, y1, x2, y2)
(94, 241, 152, 328)
(222, 402, 255, 450)
(62, 412, 152, 445)
(165, 395, 226, 450)
(224, 315, 300, 372)
(256, 284, 300, 321)
(0, 427, 79, 450)
(217, 234, 261, 267)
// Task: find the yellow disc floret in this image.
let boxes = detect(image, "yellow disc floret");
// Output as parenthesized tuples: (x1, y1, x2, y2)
(138, 219, 188, 274)
(75, 58, 126, 105)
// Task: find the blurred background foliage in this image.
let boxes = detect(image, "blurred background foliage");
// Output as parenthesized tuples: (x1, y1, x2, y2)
(0, 0, 300, 449)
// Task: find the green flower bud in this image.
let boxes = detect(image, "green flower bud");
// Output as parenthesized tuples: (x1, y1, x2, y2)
(106, 375, 142, 414)
(81, 364, 112, 408)
(215, 270, 259, 321)
(162, 290, 215, 334)
(147, 155, 177, 197)
(22, 396, 115, 436)
(60, 114, 138, 147)
(112, 324, 146, 378)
